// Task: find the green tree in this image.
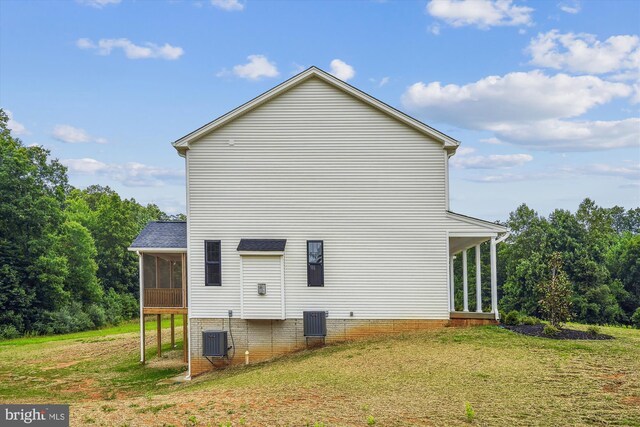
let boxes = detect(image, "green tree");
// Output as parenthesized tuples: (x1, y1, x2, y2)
(537, 253, 573, 327)
(56, 220, 103, 305)
(0, 109, 69, 332)
(607, 233, 640, 318)
(499, 204, 549, 316)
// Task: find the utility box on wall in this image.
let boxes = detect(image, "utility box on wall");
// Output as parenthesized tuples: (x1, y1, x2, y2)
(202, 331, 228, 357)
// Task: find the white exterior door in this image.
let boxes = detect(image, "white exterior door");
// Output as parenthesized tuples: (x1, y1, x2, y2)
(240, 255, 285, 319)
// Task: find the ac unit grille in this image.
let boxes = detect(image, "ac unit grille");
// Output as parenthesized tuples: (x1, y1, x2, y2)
(303, 311, 327, 337)
(202, 331, 228, 357)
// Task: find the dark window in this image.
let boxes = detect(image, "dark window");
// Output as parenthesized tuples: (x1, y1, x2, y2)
(205, 241, 221, 286)
(307, 240, 324, 287)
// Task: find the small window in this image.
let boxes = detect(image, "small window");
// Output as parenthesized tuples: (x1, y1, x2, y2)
(307, 240, 324, 287)
(205, 241, 221, 286)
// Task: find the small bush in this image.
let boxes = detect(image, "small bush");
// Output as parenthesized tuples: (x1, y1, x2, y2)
(367, 415, 376, 425)
(520, 315, 541, 325)
(503, 310, 521, 325)
(543, 324, 560, 336)
(0, 325, 20, 340)
(465, 402, 475, 423)
(87, 304, 107, 328)
(632, 308, 640, 329)
(586, 325, 600, 335)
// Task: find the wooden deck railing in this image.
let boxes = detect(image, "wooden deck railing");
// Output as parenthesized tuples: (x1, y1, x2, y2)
(144, 288, 183, 308)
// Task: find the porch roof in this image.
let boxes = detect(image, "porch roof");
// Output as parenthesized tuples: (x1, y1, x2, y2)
(129, 221, 187, 251)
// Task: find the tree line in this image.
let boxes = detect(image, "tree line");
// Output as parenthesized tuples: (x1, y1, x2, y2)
(1, 109, 638, 339)
(0, 110, 181, 339)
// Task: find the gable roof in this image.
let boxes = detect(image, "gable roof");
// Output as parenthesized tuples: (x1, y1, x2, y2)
(128, 221, 187, 251)
(172, 66, 460, 155)
(446, 211, 508, 233)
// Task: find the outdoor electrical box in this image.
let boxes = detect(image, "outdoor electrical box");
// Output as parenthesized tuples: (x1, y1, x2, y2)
(303, 311, 327, 337)
(257, 283, 266, 295)
(202, 331, 228, 357)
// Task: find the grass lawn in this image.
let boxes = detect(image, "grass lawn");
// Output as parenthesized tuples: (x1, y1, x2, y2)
(0, 322, 638, 426)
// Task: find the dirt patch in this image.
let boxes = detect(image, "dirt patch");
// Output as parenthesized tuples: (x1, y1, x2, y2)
(621, 396, 640, 406)
(42, 360, 82, 371)
(502, 324, 614, 340)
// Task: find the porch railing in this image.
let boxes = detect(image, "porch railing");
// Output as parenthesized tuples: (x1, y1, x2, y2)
(144, 288, 183, 308)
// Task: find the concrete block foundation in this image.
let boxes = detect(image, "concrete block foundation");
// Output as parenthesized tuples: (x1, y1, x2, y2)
(189, 317, 496, 376)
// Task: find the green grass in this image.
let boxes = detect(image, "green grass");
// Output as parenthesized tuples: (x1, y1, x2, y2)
(0, 316, 183, 347)
(0, 321, 638, 426)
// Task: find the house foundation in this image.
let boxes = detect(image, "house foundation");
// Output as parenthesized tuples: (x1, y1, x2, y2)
(189, 317, 496, 376)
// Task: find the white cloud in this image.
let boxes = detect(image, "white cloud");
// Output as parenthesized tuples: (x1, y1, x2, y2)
(6, 110, 28, 135)
(329, 59, 355, 81)
(558, 0, 580, 14)
(402, 70, 637, 151)
(467, 162, 639, 183)
(527, 30, 640, 74)
(62, 158, 184, 187)
(491, 119, 640, 151)
(77, 0, 121, 8)
(370, 76, 390, 87)
(52, 124, 107, 144)
(428, 24, 441, 35)
(77, 38, 184, 60)
(480, 137, 503, 145)
(456, 146, 476, 155)
(451, 149, 533, 169)
(230, 55, 279, 80)
(211, 0, 244, 11)
(402, 70, 631, 127)
(426, 0, 533, 29)
(584, 163, 639, 180)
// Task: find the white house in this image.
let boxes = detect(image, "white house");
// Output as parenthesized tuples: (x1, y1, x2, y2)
(129, 66, 508, 377)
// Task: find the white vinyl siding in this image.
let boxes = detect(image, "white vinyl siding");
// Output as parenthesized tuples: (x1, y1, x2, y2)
(241, 255, 284, 319)
(187, 77, 450, 319)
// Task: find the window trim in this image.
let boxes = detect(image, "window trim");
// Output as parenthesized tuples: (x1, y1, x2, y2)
(204, 240, 222, 286)
(307, 240, 324, 287)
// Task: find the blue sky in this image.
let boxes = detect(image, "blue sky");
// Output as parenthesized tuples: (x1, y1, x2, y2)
(1, 0, 639, 220)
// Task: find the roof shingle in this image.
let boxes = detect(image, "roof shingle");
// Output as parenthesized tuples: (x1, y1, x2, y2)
(130, 221, 187, 249)
(237, 239, 286, 252)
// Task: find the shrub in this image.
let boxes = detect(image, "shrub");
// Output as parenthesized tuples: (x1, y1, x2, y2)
(102, 289, 138, 325)
(586, 325, 600, 335)
(543, 324, 560, 336)
(367, 415, 376, 425)
(520, 315, 541, 325)
(0, 325, 20, 340)
(503, 310, 521, 325)
(537, 253, 572, 328)
(87, 304, 107, 328)
(632, 308, 640, 329)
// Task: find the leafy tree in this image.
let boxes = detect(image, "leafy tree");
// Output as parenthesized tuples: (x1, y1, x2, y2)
(0, 109, 69, 332)
(607, 233, 640, 317)
(499, 204, 549, 316)
(537, 253, 572, 327)
(55, 220, 102, 305)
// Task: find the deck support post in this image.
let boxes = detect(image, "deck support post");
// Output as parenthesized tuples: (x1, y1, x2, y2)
(490, 237, 498, 320)
(182, 314, 188, 363)
(156, 314, 162, 357)
(475, 245, 482, 313)
(170, 314, 175, 348)
(462, 250, 469, 312)
(449, 255, 456, 311)
(138, 252, 145, 364)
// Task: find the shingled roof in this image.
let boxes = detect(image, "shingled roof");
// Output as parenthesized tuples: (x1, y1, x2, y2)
(237, 239, 287, 252)
(130, 221, 187, 250)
